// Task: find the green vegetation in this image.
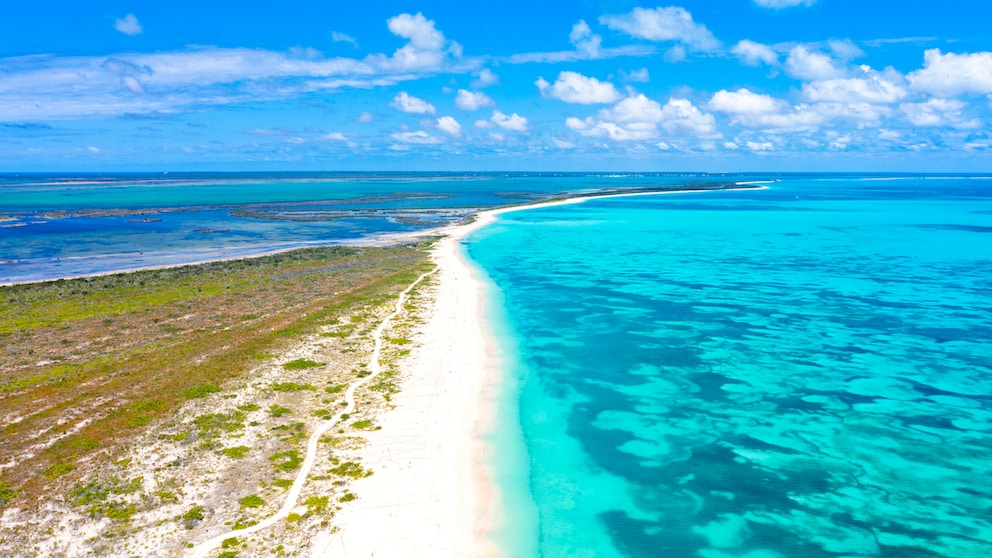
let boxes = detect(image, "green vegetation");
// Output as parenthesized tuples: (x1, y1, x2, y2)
(218, 446, 251, 459)
(194, 411, 247, 441)
(272, 478, 294, 489)
(386, 337, 412, 345)
(0, 482, 19, 505)
(271, 382, 316, 392)
(269, 450, 303, 472)
(339, 492, 357, 503)
(218, 551, 238, 558)
(325, 384, 346, 394)
(286, 512, 303, 523)
(43, 462, 76, 479)
(0, 243, 432, 499)
(282, 359, 324, 371)
(236, 403, 260, 412)
(303, 495, 330, 515)
(268, 405, 292, 417)
(329, 461, 373, 479)
(351, 419, 373, 429)
(231, 516, 258, 530)
(221, 537, 240, 549)
(238, 494, 265, 509)
(182, 505, 205, 524)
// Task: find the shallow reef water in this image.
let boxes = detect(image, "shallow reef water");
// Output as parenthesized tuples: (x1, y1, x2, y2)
(467, 177, 992, 557)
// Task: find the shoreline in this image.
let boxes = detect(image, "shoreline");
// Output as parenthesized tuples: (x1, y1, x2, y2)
(321, 185, 765, 556)
(0, 185, 764, 288)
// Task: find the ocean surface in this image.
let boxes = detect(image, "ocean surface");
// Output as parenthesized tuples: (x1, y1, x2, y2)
(0, 172, 730, 283)
(465, 176, 992, 557)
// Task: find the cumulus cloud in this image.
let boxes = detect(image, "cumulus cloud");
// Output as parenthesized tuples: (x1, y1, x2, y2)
(753, 0, 818, 8)
(491, 110, 528, 131)
(455, 89, 495, 110)
(536, 71, 622, 104)
(115, 14, 143, 36)
(600, 7, 720, 51)
(900, 98, 980, 129)
(391, 91, 436, 114)
(732, 40, 778, 66)
(747, 141, 775, 152)
(802, 66, 908, 103)
(370, 12, 462, 72)
(710, 88, 786, 115)
(907, 49, 992, 96)
(357, 111, 374, 123)
(784, 45, 848, 81)
(570, 20, 602, 58)
(436, 115, 462, 135)
(565, 94, 718, 141)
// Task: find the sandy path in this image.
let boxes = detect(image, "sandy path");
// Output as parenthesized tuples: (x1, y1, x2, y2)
(187, 266, 438, 558)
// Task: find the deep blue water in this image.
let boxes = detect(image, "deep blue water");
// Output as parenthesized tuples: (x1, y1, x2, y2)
(466, 177, 992, 557)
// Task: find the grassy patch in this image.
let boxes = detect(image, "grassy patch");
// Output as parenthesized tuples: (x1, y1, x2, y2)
(269, 450, 302, 472)
(222, 537, 240, 549)
(43, 462, 76, 479)
(271, 478, 294, 489)
(238, 494, 265, 510)
(236, 403, 260, 412)
(218, 446, 251, 459)
(282, 359, 324, 371)
(0, 482, 19, 505)
(339, 492, 357, 503)
(193, 411, 246, 440)
(325, 384, 346, 394)
(303, 495, 330, 515)
(268, 405, 292, 417)
(329, 461, 373, 479)
(351, 419, 373, 430)
(231, 516, 258, 530)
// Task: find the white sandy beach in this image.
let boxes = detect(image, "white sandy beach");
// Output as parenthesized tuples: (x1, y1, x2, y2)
(313, 187, 765, 557)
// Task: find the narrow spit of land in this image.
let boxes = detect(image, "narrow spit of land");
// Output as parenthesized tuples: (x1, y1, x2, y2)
(0, 243, 436, 556)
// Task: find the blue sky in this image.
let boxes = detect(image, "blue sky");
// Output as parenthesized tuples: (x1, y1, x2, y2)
(2, 1, 992, 172)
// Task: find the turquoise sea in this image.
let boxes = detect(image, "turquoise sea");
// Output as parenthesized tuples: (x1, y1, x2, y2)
(466, 176, 992, 557)
(0, 172, 722, 283)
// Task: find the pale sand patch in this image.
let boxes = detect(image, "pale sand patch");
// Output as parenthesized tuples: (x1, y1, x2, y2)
(316, 187, 768, 557)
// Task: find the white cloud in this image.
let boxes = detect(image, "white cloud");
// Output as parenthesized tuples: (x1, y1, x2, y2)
(570, 20, 602, 58)
(436, 115, 462, 135)
(331, 32, 358, 47)
(472, 68, 499, 88)
(753, 0, 817, 7)
(710, 89, 785, 115)
(321, 132, 349, 141)
(87, 146, 101, 153)
(474, 119, 494, 129)
(357, 111, 374, 123)
(784, 45, 847, 80)
(620, 68, 650, 82)
(455, 89, 495, 110)
(536, 71, 622, 104)
(566, 94, 718, 141)
(387, 12, 445, 50)
(115, 14, 142, 36)
(391, 91, 436, 114)
(390, 130, 443, 144)
(731, 40, 778, 66)
(829, 134, 852, 149)
(370, 12, 461, 72)
(900, 98, 981, 129)
(746, 141, 775, 152)
(491, 110, 528, 131)
(723, 141, 739, 150)
(600, 7, 720, 51)
(802, 66, 908, 103)
(907, 49, 992, 96)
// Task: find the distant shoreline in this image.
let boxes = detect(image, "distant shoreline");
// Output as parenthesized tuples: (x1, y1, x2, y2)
(1, 183, 763, 288)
